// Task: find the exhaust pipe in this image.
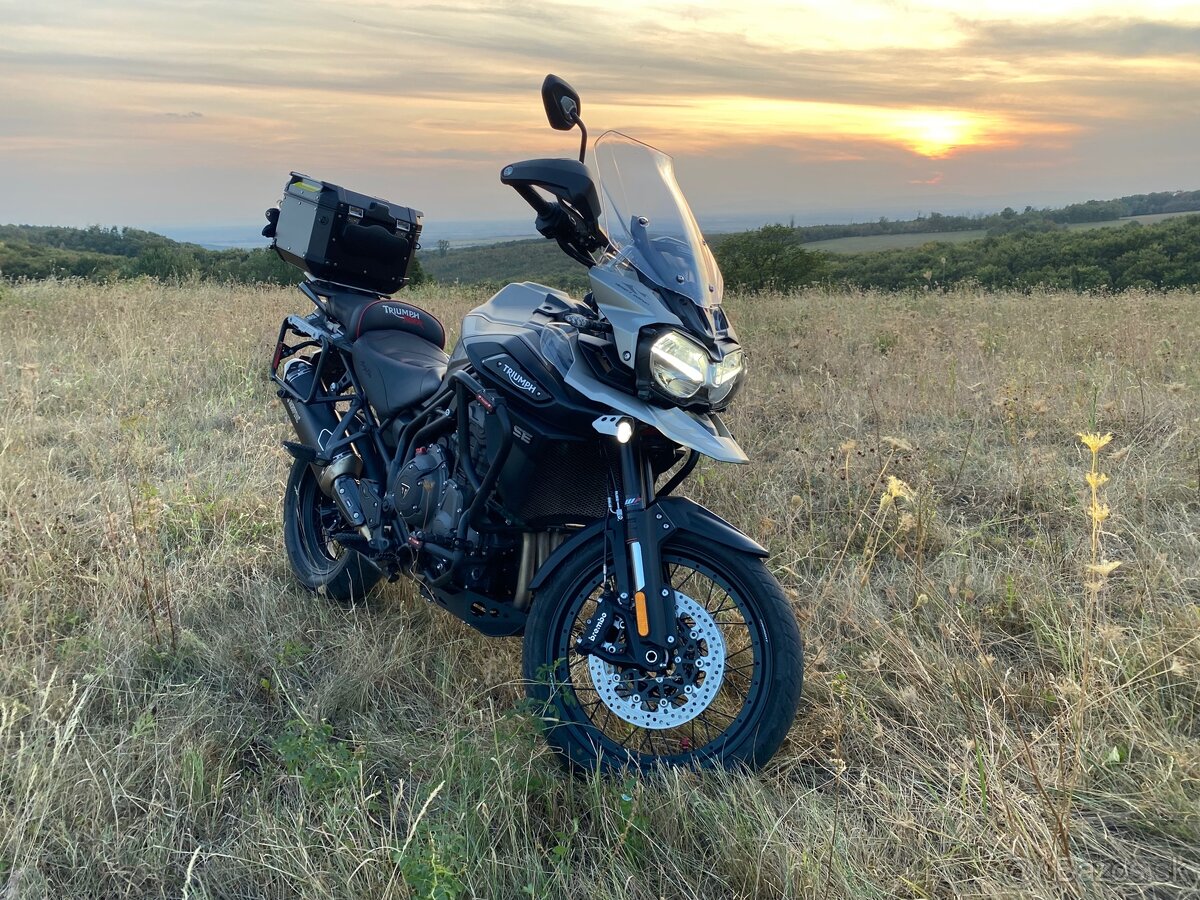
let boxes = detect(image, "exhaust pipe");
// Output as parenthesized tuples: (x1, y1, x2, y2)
(280, 357, 354, 472)
(513, 531, 567, 610)
(279, 357, 368, 533)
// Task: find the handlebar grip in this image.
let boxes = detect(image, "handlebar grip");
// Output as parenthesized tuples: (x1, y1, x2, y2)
(514, 183, 554, 217)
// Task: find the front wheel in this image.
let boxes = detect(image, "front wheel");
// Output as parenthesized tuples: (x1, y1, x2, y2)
(282, 458, 382, 604)
(523, 532, 803, 772)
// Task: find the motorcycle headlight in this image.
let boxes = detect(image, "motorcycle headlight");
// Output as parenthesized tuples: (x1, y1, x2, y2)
(649, 331, 707, 399)
(708, 348, 745, 405)
(644, 330, 746, 408)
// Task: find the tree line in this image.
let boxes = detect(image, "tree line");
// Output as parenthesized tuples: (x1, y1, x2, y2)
(0, 224, 425, 286)
(712, 215, 1200, 293)
(785, 189, 1200, 243)
(4, 205, 1199, 296)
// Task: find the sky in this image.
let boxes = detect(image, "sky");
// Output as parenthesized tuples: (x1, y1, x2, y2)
(2, 0, 1198, 234)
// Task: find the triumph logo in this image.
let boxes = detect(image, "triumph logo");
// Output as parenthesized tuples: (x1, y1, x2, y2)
(383, 304, 421, 322)
(498, 361, 540, 396)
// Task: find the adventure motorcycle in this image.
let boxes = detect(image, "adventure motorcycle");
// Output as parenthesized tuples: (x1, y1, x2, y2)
(262, 75, 803, 771)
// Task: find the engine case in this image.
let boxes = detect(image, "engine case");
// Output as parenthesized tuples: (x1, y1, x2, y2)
(391, 443, 463, 534)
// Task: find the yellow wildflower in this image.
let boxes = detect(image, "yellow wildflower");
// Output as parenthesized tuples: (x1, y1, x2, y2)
(1089, 502, 1111, 523)
(886, 476, 913, 501)
(1077, 432, 1113, 453)
(1085, 472, 1110, 489)
(1085, 560, 1122, 577)
(878, 476, 914, 511)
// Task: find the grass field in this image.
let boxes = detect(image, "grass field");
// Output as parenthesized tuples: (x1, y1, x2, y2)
(1, 279, 1198, 898)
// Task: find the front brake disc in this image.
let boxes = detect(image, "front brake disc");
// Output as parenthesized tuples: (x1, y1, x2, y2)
(586, 591, 726, 729)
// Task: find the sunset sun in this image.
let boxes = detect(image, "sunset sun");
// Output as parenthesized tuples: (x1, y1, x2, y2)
(898, 111, 987, 157)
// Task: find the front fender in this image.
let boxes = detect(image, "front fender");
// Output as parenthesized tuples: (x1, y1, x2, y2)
(528, 496, 768, 594)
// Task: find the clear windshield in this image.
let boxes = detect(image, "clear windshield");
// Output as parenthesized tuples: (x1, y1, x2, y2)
(593, 131, 723, 307)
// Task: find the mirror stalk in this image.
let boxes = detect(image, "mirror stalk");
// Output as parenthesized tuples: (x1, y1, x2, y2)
(574, 115, 588, 164)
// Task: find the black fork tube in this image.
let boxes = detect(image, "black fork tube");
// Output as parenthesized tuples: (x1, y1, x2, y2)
(616, 433, 676, 668)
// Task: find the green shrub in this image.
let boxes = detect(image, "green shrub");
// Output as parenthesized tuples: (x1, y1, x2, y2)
(714, 224, 825, 292)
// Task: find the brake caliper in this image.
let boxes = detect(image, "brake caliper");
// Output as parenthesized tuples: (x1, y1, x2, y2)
(573, 590, 637, 666)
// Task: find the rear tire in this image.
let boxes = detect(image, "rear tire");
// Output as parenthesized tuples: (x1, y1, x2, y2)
(282, 458, 382, 604)
(523, 532, 803, 772)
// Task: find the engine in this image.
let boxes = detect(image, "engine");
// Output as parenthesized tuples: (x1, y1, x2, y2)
(390, 443, 466, 535)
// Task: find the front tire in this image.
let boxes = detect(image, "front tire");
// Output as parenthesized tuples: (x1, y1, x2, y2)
(523, 532, 803, 772)
(282, 458, 382, 604)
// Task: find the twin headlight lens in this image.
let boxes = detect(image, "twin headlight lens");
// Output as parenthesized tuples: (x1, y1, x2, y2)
(647, 331, 744, 405)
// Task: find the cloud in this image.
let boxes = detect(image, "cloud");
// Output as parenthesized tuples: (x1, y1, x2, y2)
(5, 4, 1197, 129)
(964, 18, 1200, 59)
(1, 0, 1198, 225)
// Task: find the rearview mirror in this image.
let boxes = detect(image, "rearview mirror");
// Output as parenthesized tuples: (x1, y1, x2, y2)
(541, 74, 581, 131)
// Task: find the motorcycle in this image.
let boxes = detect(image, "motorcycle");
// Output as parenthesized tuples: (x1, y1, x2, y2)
(262, 75, 803, 771)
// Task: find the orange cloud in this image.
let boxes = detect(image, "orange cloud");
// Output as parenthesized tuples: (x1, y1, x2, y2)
(596, 96, 1079, 159)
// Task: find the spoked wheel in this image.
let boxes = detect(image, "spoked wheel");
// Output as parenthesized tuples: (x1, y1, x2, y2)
(282, 458, 381, 603)
(523, 533, 803, 772)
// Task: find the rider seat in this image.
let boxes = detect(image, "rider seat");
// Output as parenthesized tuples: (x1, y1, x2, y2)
(319, 284, 448, 418)
(352, 331, 448, 417)
(326, 289, 446, 347)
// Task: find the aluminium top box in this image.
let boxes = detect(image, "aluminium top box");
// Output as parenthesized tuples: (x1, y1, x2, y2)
(271, 173, 423, 295)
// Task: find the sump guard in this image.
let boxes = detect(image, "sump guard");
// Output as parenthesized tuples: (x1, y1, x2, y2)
(423, 584, 528, 637)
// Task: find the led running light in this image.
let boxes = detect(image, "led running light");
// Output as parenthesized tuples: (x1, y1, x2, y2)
(648, 331, 708, 399)
(647, 331, 745, 404)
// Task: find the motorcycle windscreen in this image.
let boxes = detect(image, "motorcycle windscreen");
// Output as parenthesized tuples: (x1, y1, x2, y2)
(593, 131, 724, 308)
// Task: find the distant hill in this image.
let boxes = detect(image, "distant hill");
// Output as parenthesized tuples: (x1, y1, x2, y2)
(826, 213, 1200, 291)
(3, 188, 1198, 293)
(0, 224, 298, 283)
(417, 190, 1200, 293)
(418, 238, 587, 292)
(802, 212, 1195, 255)
(0, 224, 420, 286)
(787, 189, 1200, 244)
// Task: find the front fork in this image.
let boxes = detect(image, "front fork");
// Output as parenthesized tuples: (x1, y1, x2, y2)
(576, 420, 680, 670)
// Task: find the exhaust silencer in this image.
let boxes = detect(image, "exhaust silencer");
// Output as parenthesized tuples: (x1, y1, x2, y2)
(279, 357, 362, 491)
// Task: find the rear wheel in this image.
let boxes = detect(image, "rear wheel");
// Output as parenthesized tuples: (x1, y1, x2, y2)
(523, 532, 803, 771)
(282, 458, 382, 603)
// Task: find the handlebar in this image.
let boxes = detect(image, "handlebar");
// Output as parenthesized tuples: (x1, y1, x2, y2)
(504, 169, 609, 268)
(512, 183, 554, 218)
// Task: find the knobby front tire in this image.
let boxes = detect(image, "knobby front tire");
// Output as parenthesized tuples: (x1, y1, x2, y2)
(523, 532, 803, 772)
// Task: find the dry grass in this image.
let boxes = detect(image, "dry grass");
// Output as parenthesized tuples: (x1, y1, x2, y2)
(1, 277, 1198, 899)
